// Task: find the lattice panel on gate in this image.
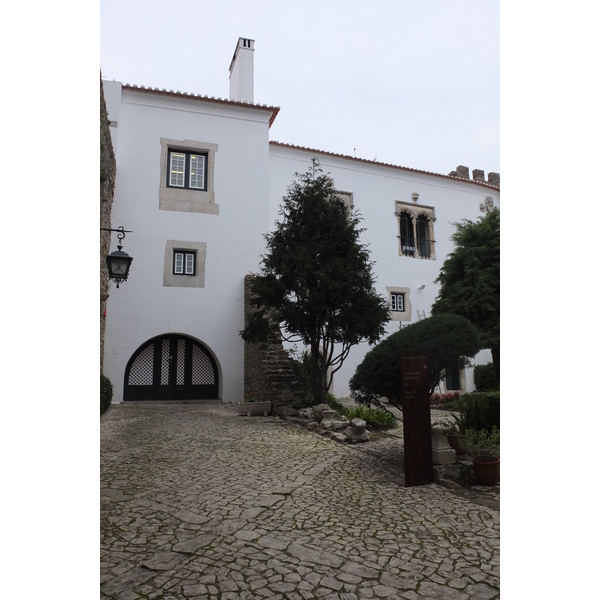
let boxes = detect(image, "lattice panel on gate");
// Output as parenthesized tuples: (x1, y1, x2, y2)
(128, 344, 154, 385)
(192, 344, 215, 385)
(160, 339, 170, 384)
(176, 339, 185, 385)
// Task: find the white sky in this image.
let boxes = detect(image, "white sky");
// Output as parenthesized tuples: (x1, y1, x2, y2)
(100, 0, 500, 177)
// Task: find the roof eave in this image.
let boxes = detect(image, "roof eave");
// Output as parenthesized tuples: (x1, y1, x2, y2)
(121, 83, 280, 127)
(268, 141, 500, 190)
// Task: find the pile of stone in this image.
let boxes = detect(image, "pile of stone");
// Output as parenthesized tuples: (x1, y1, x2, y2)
(287, 403, 371, 444)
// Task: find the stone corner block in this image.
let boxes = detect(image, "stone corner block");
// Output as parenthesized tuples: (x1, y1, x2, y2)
(238, 401, 272, 416)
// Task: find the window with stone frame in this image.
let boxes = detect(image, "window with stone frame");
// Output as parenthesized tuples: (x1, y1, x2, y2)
(159, 138, 218, 215)
(386, 286, 411, 322)
(163, 240, 207, 288)
(395, 199, 436, 260)
(444, 367, 465, 392)
(333, 190, 354, 212)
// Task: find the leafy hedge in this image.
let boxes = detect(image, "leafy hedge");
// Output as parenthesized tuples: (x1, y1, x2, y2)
(101, 373, 113, 415)
(474, 363, 498, 391)
(454, 391, 499, 433)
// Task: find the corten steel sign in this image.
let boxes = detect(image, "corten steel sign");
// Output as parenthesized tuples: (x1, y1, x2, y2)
(400, 352, 433, 486)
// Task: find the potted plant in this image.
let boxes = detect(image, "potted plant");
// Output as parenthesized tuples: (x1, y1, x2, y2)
(464, 427, 500, 486)
(440, 416, 468, 456)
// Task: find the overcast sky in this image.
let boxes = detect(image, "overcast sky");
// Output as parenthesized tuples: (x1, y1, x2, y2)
(100, 0, 499, 177)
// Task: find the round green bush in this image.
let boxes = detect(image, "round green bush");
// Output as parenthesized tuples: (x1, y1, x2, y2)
(350, 314, 481, 406)
(101, 373, 113, 415)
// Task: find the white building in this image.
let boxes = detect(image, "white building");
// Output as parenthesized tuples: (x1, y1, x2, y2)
(102, 38, 499, 404)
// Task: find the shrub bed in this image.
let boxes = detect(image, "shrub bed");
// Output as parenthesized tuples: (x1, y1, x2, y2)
(325, 395, 396, 430)
(430, 391, 460, 407)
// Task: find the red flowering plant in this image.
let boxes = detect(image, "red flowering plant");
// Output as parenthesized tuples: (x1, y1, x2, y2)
(430, 392, 460, 406)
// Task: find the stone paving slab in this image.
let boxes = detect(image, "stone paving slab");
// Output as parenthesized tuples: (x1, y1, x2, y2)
(101, 402, 499, 599)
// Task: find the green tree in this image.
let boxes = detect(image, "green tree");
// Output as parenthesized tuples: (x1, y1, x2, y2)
(350, 314, 481, 407)
(241, 160, 390, 404)
(432, 209, 500, 383)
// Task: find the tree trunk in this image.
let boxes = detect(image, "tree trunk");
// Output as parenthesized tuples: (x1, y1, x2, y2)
(311, 344, 324, 404)
(491, 343, 500, 386)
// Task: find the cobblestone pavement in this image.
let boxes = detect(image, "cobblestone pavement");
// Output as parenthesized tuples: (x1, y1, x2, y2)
(101, 402, 499, 600)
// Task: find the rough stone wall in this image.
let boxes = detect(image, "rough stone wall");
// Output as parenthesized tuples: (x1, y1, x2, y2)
(243, 275, 307, 415)
(448, 165, 500, 188)
(100, 74, 116, 372)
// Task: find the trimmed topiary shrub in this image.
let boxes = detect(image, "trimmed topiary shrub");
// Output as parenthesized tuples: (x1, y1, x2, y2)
(101, 373, 113, 415)
(474, 362, 498, 391)
(350, 314, 481, 407)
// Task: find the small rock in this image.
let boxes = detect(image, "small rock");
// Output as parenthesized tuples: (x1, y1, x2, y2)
(312, 404, 330, 423)
(281, 406, 298, 418)
(298, 407, 314, 420)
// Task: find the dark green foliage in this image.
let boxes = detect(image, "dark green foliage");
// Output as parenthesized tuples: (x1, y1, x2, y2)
(324, 395, 396, 430)
(241, 160, 390, 404)
(101, 373, 113, 415)
(350, 314, 481, 407)
(323, 393, 346, 415)
(454, 391, 500, 433)
(464, 426, 500, 460)
(432, 209, 500, 383)
(474, 363, 498, 391)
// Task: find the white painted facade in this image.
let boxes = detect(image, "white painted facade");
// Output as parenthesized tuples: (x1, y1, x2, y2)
(102, 74, 277, 404)
(102, 38, 499, 403)
(268, 144, 498, 397)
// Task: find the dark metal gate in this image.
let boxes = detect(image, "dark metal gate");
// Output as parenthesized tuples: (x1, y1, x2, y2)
(124, 334, 219, 401)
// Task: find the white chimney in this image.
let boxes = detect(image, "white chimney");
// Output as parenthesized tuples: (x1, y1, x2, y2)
(229, 37, 255, 103)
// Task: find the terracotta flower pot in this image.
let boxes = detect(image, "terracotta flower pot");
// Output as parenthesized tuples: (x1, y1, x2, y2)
(447, 434, 467, 455)
(472, 456, 500, 486)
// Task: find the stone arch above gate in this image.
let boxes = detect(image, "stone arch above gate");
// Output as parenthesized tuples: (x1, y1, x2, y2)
(124, 334, 220, 401)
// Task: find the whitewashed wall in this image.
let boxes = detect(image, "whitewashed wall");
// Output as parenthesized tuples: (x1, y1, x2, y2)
(102, 78, 499, 404)
(268, 144, 500, 397)
(102, 82, 273, 403)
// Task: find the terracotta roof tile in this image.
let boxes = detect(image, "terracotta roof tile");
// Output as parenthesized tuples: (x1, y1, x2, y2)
(121, 83, 280, 127)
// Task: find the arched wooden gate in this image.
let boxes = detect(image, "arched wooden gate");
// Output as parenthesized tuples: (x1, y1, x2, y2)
(124, 334, 219, 401)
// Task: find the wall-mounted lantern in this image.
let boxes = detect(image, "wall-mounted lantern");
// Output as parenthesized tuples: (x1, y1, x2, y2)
(101, 226, 133, 288)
